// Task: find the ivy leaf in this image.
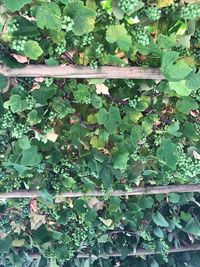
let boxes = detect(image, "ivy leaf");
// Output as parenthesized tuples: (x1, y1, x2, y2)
(176, 96, 198, 114)
(106, 24, 132, 51)
(169, 80, 191, 96)
(4, 95, 28, 113)
(184, 218, 200, 236)
(64, 2, 96, 36)
(21, 146, 42, 167)
(113, 151, 129, 171)
(36, 2, 62, 31)
(3, 0, 32, 11)
(152, 212, 169, 227)
(156, 139, 178, 170)
(24, 41, 43, 60)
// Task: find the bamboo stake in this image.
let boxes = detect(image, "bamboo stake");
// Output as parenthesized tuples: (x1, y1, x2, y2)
(0, 65, 164, 79)
(0, 184, 200, 199)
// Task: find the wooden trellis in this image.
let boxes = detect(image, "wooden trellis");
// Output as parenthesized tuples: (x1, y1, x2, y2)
(0, 64, 199, 260)
(0, 65, 164, 79)
(0, 184, 200, 199)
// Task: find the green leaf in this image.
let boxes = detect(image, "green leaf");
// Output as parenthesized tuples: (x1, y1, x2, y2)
(153, 227, 164, 238)
(184, 218, 200, 236)
(4, 95, 28, 113)
(39, 189, 53, 205)
(111, 0, 124, 19)
(176, 96, 199, 114)
(138, 196, 154, 209)
(27, 110, 42, 125)
(152, 212, 169, 227)
(97, 107, 121, 133)
(161, 51, 193, 81)
(156, 139, 178, 170)
(181, 123, 199, 141)
(24, 41, 43, 60)
(186, 69, 200, 91)
(100, 166, 113, 187)
(3, 0, 32, 11)
(36, 2, 62, 31)
(106, 24, 132, 51)
(166, 121, 181, 137)
(18, 136, 31, 150)
(0, 237, 12, 253)
(0, 74, 8, 91)
(169, 193, 181, 204)
(64, 2, 96, 36)
(21, 146, 42, 167)
(113, 151, 129, 171)
(32, 85, 57, 105)
(169, 80, 191, 96)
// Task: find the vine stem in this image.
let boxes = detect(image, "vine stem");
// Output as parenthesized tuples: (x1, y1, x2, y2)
(0, 65, 164, 79)
(0, 184, 200, 199)
(30, 244, 200, 259)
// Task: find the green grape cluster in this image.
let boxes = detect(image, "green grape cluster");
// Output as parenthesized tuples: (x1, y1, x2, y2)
(96, 43, 104, 54)
(163, 3, 179, 15)
(118, 0, 141, 14)
(55, 44, 66, 56)
(48, 111, 57, 121)
(22, 206, 29, 218)
(1, 111, 15, 133)
(18, 77, 34, 87)
(129, 96, 139, 109)
(145, 5, 161, 20)
(81, 33, 94, 48)
(191, 89, 200, 101)
(12, 123, 29, 139)
(176, 154, 200, 181)
(7, 18, 19, 33)
(180, 4, 200, 20)
(62, 16, 74, 32)
(125, 80, 135, 88)
(11, 37, 27, 52)
(174, 46, 190, 57)
(132, 26, 150, 46)
(26, 95, 36, 110)
(192, 29, 200, 46)
(90, 60, 98, 69)
(36, 163, 46, 174)
(44, 77, 53, 87)
(193, 48, 200, 60)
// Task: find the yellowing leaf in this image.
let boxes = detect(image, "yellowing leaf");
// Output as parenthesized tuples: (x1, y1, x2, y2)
(157, 0, 173, 8)
(99, 218, 113, 227)
(46, 130, 58, 142)
(11, 54, 28, 63)
(12, 239, 25, 247)
(30, 212, 46, 230)
(88, 197, 104, 210)
(96, 84, 109, 95)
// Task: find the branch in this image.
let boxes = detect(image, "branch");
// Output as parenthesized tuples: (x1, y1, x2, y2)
(0, 65, 164, 80)
(0, 184, 200, 199)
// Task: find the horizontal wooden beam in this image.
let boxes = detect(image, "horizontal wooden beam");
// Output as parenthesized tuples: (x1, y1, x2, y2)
(0, 65, 164, 79)
(30, 245, 200, 260)
(76, 244, 200, 258)
(0, 184, 199, 199)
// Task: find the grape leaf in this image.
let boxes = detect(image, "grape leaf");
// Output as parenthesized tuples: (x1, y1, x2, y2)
(113, 152, 129, 171)
(64, 2, 96, 36)
(156, 139, 178, 170)
(24, 41, 43, 60)
(0, 74, 8, 90)
(21, 146, 43, 167)
(97, 106, 121, 133)
(4, 95, 28, 113)
(36, 2, 62, 31)
(169, 80, 191, 96)
(3, 0, 32, 11)
(176, 96, 199, 114)
(106, 24, 132, 51)
(184, 218, 200, 236)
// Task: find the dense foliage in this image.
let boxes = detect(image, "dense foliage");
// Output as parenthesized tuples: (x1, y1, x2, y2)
(0, 0, 200, 266)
